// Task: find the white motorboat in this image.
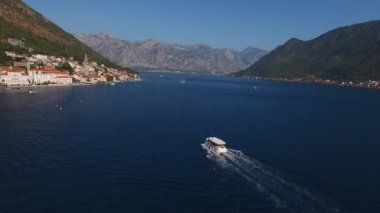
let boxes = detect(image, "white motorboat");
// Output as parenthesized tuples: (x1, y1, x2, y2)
(205, 137, 228, 154)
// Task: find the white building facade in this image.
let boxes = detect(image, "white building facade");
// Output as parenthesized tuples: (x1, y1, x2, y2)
(0, 66, 72, 86)
(0, 66, 30, 86)
(29, 69, 72, 85)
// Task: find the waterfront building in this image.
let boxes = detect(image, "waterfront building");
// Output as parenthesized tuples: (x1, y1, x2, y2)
(29, 69, 72, 85)
(0, 66, 72, 86)
(0, 66, 30, 86)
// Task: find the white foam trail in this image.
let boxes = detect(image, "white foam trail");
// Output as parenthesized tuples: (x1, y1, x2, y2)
(201, 144, 340, 213)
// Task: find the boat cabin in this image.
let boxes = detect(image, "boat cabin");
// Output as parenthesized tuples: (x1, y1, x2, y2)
(205, 137, 228, 154)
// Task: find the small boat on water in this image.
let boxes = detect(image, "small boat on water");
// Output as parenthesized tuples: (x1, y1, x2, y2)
(28, 90, 37, 94)
(179, 79, 186, 84)
(110, 82, 116, 86)
(205, 137, 228, 154)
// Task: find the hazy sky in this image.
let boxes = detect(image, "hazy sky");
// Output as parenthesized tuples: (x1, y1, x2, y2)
(24, 0, 380, 50)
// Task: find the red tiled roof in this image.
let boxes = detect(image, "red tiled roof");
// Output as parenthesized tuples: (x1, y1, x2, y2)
(0, 66, 23, 72)
(32, 69, 69, 75)
(55, 76, 71, 79)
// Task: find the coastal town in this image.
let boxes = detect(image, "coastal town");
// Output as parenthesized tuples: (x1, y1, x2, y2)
(1, 50, 380, 90)
(0, 51, 138, 87)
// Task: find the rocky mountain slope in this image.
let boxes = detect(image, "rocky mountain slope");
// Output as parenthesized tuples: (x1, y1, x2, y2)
(235, 20, 380, 82)
(0, 0, 135, 73)
(76, 33, 267, 73)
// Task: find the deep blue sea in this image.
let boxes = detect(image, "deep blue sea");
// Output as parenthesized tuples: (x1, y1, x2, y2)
(1, 72, 380, 213)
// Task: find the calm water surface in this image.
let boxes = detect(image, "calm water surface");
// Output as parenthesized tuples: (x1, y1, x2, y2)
(0, 72, 380, 212)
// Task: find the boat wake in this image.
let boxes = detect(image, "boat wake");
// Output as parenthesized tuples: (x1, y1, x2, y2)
(201, 144, 340, 213)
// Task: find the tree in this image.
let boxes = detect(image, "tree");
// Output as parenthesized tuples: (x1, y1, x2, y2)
(57, 61, 74, 74)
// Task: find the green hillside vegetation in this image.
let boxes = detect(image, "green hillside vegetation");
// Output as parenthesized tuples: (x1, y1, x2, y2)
(0, 0, 136, 73)
(235, 20, 380, 82)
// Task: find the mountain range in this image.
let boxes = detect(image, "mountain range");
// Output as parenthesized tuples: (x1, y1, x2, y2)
(235, 20, 380, 82)
(0, 0, 135, 73)
(75, 33, 268, 74)
(3, 0, 379, 82)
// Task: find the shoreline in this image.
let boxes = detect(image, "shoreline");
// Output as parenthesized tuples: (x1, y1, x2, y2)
(0, 78, 141, 89)
(237, 76, 380, 90)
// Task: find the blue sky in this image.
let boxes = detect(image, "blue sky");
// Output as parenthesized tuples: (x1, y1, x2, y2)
(24, 0, 380, 50)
